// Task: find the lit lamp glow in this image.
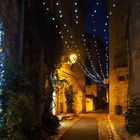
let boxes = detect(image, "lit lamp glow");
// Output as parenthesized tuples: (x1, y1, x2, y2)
(69, 53, 78, 64)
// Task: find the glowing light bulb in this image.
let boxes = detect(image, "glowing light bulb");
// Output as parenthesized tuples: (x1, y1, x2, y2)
(113, 4, 116, 7)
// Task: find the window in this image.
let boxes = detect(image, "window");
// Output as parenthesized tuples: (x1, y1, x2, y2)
(118, 76, 125, 81)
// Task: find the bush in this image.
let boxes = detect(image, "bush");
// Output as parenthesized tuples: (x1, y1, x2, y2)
(125, 96, 140, 135)
(0, 68, 60, 140)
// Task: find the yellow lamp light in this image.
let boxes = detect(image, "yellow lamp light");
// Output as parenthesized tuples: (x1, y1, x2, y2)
(69, 53, 78, 64)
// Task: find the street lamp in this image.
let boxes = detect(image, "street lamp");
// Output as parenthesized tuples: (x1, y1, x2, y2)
(69, 53, 78, 64)
(104, 78, 109, 113)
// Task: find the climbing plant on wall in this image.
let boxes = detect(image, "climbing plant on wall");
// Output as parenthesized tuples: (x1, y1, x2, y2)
(125, 95, 140, 135)
(65, 85, 75, 113)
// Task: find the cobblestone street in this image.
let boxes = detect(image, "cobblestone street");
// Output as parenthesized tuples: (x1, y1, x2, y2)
(51, 113, 119, 140)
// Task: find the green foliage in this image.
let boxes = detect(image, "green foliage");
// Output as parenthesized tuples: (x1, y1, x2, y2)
(0, 67, 60, 140)
(1, 93, 41, 140)
(125, 96, 140, 135)
(42, 112, 60, 135)
(0, 67, 42, 140)
(65, 85, 75, 113)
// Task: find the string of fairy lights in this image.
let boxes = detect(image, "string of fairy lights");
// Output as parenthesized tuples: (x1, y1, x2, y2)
(42, 0, 117, 84)
(74, 0, 79, 24)
(0, 18, 5, 125)
(90, 0, 117, 79)
(90, 4, 106, 79)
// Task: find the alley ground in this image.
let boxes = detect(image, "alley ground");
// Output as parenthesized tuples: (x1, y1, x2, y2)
(59, 113, 99, 140)
(51, 113, 116, 140)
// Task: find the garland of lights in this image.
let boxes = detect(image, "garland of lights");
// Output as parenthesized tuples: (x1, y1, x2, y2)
(0, 18, 5, 125)
(43, 1, 104, 83)
(81, 34, 104, 81)
(91, 10, 105, 79)
(56, 0, 104, 82)
(74, 0, 79, 24)
(42, 0, 117, 83)
(90, 0, 117, 78)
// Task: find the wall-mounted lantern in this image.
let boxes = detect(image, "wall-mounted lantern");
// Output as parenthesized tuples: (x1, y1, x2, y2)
(69, 53, 78, 64)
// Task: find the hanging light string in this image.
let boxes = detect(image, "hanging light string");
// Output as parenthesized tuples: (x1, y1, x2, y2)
(90, 2, 106, 79)
(74, 0, 79, 24)
(42, 0, 117, 83)
(42, 1, 105, 83)
(0, 19, 5, 125)
(79, 61, 103, 83)
(108, 0, 117, 16)
(90, 0, 117, 78)
(93, 39, 105, 79)
(79, 63, 102, 83)
(91, 0, 108, 77)
(81, 33, 104, 81)
(0, 20, 5, 92)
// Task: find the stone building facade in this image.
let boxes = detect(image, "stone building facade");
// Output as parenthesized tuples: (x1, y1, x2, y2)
(109, 0, 140, 117)
(128, 0, 140, 100)
(0, 0, 18, 58)
(109, 0, 128, 115)
(126, 0, 140, 133)
(47, 0, 88, 115)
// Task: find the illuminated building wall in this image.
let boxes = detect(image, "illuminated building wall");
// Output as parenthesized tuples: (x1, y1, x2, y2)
(128, 0, 140, 103)
(45, 0, 88, 115)
(108, 0, 128, 115)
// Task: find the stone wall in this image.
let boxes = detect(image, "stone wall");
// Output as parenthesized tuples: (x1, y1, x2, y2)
(109, 0, 128, 115)
(129, 0, 140, 98)
(57, 63, 85, 115)
(0, 0, 18, 59)
(47, 0, 87, 115)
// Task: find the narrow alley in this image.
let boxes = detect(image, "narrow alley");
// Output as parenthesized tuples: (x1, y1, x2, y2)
(59, 113, 99, 140)
(1, 0, 140, 140)
(52, 113, 117, 140)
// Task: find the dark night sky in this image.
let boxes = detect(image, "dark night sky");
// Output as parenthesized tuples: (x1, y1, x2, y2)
(85, 0, 108, 45)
